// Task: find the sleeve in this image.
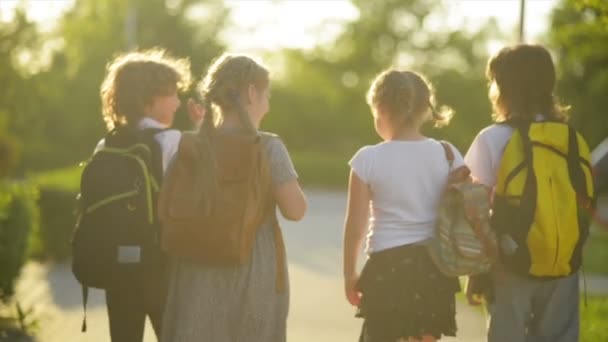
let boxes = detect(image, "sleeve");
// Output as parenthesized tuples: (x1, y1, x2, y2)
(447, 142, 466, 171)
(464, 132, 496, 188)
(266, 136, 298, 186)
(348, 146, 373, 184)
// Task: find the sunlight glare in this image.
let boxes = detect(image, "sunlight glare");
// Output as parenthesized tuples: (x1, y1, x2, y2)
(222, 0, 359, 52)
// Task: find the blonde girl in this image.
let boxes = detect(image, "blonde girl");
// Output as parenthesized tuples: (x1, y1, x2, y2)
(343, 70, 462, 342)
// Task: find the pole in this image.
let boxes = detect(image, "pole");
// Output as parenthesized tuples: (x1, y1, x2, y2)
(125, 1, 137, 50)
(518, 0, 526, 43)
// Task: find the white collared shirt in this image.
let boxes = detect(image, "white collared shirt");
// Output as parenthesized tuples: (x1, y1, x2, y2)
(94, 118, 181, 174)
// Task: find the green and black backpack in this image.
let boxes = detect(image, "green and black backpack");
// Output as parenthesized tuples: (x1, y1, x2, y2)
(72, 126, 167, 291)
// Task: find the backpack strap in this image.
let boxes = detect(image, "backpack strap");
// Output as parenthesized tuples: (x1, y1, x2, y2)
(81, 285, 88, 332)
(439, 141, 455, 168)
(440, 141, 471, 183)
(516, 122, 538, 231)
(567, 125, 591, 200)
(271, 213, 286, 293)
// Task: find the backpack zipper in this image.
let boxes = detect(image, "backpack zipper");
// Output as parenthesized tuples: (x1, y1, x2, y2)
(86, 189, 139, 214)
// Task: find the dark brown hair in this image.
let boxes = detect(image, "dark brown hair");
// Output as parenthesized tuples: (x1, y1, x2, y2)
(100, 48, 191, 130)
(486, 44, 568, 123)
(367, 70, 452, 128)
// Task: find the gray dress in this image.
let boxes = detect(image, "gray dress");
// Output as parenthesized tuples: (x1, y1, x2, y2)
(161, 132, 297, 342)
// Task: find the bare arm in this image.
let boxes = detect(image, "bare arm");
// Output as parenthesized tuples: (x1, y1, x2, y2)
(343, 170, 370, 305)
(274, 179, 307, 221)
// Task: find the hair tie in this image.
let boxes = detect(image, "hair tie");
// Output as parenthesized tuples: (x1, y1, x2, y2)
(429, 102, 440, 119)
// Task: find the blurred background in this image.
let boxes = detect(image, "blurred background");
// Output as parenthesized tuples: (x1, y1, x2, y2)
(0, 0, 605, 188)
(0, 0, 607, 341)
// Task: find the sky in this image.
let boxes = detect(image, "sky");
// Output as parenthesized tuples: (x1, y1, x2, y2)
(0, 0, 557, 53)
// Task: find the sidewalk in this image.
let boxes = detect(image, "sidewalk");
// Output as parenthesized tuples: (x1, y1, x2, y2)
(14, 190, 607, 342)
(12, 190, 487, 341)
(583, 274, 608, 296)
(15, 261, 488, 342)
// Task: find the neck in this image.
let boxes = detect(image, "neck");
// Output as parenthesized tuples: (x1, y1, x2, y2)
(218, 110, 260, 130)
(388, 123, 424, 141)
(142, 113, 170, 128)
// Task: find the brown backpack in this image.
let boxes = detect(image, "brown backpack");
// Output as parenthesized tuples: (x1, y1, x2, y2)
(157, 131, 274, 266)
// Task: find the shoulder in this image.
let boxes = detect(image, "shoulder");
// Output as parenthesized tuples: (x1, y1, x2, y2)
(152, 128, 181, 150)
(351, 144, 377, 160)
(476, 124, 514, 141)
(257, 131, 292, 161)
(258, 131, 281, 141)
(430, 139, 465, 168)
(154, 128, 181, 139)
(431, 139, 461, 155)
(258, 131, 283, 149)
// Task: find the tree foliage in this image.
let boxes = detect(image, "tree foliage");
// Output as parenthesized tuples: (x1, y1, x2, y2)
(550, 0, 608, 148)
(2, 0, 605, 180)
(265, 0, 500, 160)
(3, 0, 227, 172)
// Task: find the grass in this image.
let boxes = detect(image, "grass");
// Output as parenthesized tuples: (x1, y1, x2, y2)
(29, 165, 82, 192)
(290, 151, 349, 189)
(583, 225, 608, 275)
(581, 296, 608, 342)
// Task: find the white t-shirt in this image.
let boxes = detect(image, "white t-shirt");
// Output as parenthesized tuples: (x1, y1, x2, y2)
(464, 124, 515, 188)
(95, 117, 181, 174)
(349, 139, 465, 254)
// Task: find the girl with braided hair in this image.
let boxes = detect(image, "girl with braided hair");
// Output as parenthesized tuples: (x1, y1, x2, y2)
(161, 53, 306, 342)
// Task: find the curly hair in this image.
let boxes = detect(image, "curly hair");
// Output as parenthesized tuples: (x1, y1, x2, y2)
(100, 48, 191, 130)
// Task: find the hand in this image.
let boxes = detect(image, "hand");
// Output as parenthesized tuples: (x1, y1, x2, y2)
(344, 273, 361, 306)
(187, 98, 205, 127)
(465, 276, 484, 306)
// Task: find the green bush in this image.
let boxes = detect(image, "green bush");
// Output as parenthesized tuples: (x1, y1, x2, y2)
(291, 151, 351, 190)
(0, 134, 21, 179)
(34, 188, 78, 261)
(29, 166, 81, 261)
(0, 181, 39, 302)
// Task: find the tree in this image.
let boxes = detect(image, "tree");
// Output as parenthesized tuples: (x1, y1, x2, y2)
(550, 0, 608, 148)
(8, 0, 228, 172)
(0, 9, 42, 177)
(266, 0, 500, 157)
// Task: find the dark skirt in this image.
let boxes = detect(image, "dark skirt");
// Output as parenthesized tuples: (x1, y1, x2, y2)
(356, 244, 460, 341)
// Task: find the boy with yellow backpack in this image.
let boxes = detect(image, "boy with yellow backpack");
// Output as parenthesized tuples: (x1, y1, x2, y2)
(465, 44, 595, 342)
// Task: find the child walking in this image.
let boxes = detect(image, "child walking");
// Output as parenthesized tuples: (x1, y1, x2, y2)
(343, 70, 462, 342)
(465, 44, 595, 342)
(160, 53, 307, 342)
(92, 49, 198, 341)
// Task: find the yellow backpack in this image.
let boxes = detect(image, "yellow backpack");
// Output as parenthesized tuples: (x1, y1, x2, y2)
(492, 121, 595, 277)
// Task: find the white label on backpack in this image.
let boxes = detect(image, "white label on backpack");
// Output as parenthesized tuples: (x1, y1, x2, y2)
(500, 235, 518, 255)
(117, 246, 141, 263)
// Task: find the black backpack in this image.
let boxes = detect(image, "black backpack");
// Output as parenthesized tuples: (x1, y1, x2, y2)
(71, 126, 167, 330)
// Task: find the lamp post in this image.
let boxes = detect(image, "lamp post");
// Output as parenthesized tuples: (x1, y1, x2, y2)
(518, 0, 526, 43)
(125, 1, 137, 50)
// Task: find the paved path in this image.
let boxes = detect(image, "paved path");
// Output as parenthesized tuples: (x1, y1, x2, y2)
(18, 190, 608, 341)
